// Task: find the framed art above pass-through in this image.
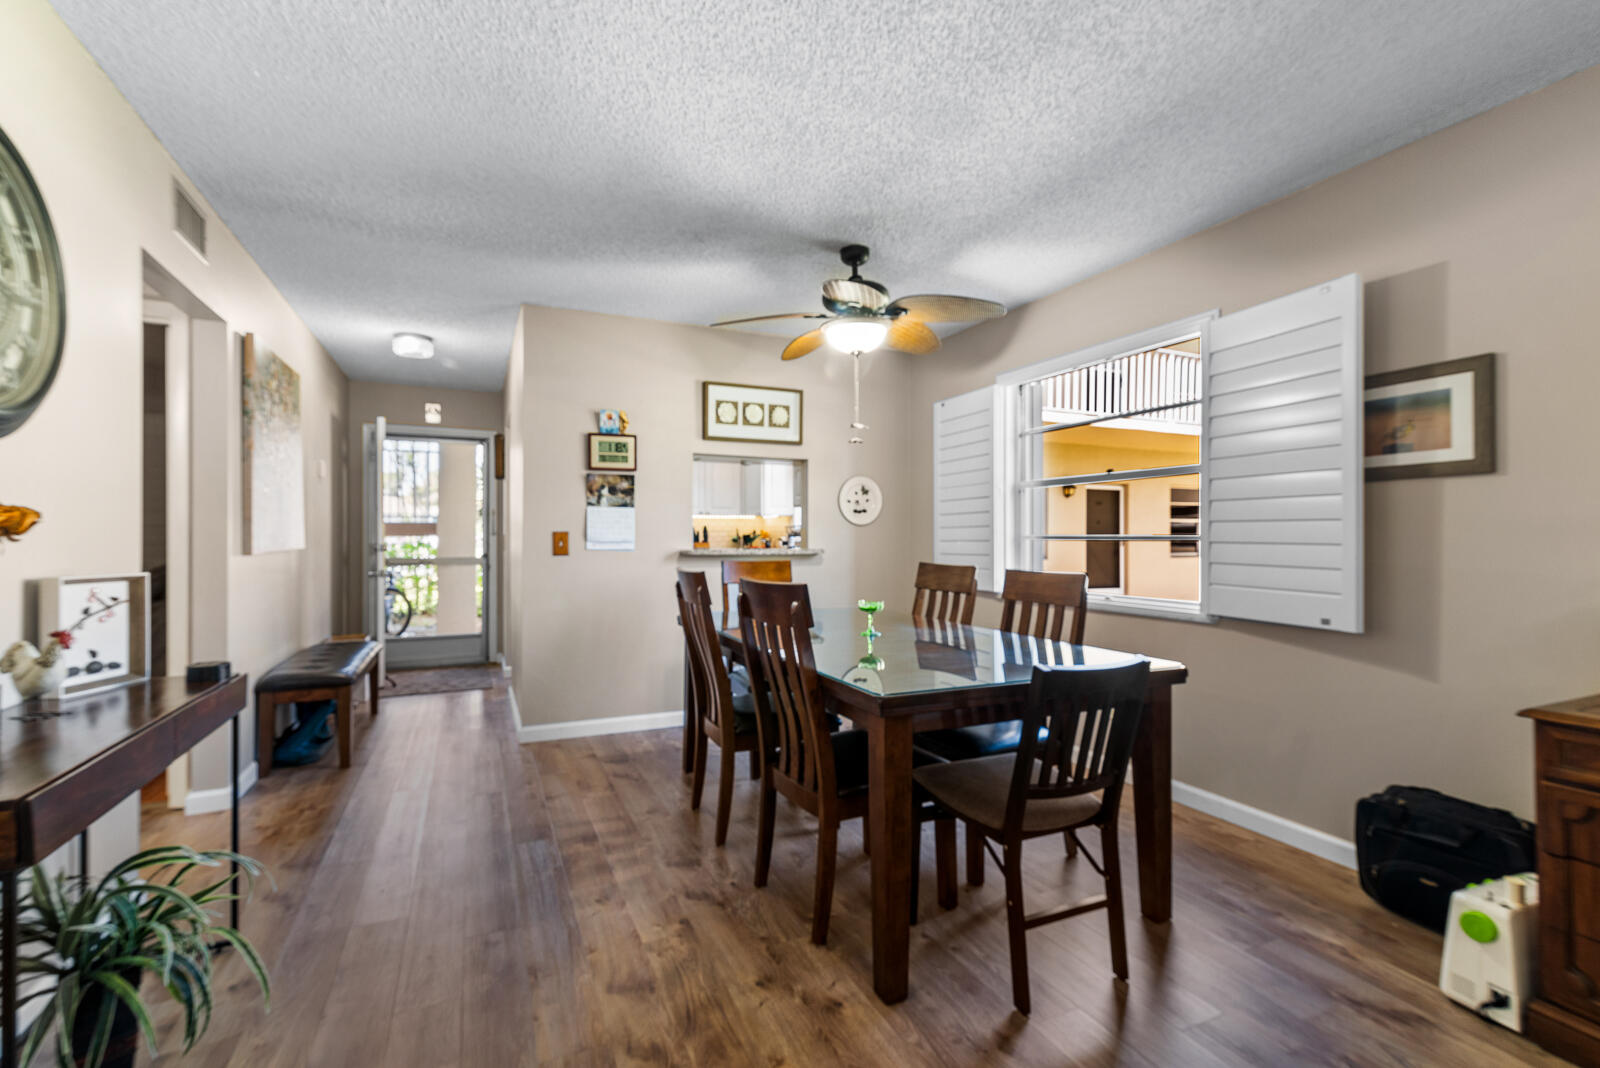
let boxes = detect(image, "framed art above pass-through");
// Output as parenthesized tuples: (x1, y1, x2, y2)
(1363, 353, 1495, 481)
(702, 381, 802, 445)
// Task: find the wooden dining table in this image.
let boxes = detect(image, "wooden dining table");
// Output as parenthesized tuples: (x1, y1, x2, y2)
(710, 607, 1188, 1004)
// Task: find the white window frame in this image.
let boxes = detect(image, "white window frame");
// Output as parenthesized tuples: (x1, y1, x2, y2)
(996, 310, 1219, 623)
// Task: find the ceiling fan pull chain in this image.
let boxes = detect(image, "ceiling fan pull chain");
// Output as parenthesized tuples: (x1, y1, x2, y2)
(849, 351, 868, 444)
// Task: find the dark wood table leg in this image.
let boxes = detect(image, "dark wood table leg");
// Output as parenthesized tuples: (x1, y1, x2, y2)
(1131, 681, 1173, 923)
(866, 713, 915, 1004)
(256, 690, 275, 778)
(230, 712, 241, 930)
(336, 686, 353, 768)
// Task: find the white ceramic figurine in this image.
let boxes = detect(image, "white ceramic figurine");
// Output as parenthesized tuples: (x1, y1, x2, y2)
(1, 631, 70, 700)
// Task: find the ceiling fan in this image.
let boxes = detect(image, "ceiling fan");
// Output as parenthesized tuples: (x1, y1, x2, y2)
(709, 244, 1006, 361)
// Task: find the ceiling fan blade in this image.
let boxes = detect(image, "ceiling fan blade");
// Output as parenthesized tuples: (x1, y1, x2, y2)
(781, 328, 827, 361)
(884, 317, 940, 355)
(822, 278, 889, 312)
(884, 294, 1006, 323)
(710, 312, 828, 328)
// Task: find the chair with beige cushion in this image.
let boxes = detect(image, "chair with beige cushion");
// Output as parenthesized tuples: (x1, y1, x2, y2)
(739, 578, 954, 944)
(913, 659, 1149, 1014)
(915, 569, 1095, 882)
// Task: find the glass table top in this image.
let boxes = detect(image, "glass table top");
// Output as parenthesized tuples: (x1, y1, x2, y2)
(721, 607, 1154, 698)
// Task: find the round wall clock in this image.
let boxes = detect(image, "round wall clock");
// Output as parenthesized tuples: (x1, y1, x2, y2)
(0, 126, 66, 437)
(838, 475, 882, 526)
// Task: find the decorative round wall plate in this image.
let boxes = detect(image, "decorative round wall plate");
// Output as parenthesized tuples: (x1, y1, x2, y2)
(838, 475, 882, 526)
(0, 126, 66, 437)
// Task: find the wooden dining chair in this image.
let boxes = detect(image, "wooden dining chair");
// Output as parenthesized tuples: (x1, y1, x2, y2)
(739, 579, 954, 943)
(721, 559, 792, 620)
(911, 562, 978, 625)
(913, 660, 1150, 1014)
(998, 569, 1088, 642)
(916, 569, 1093, 881)
(916, 569, 1091, 763)
(676, 571, 765, 847)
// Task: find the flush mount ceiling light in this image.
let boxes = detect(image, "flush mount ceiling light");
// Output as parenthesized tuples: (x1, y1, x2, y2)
(391, 332, 434, 360)
(822, 315, 889, 354)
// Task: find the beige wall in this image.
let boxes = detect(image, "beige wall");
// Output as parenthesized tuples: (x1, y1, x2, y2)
(503, 305, 915, 727)
(344, 381, 504, 635)
(909, 64, 1600, 837)
(0, 1, 349, 802)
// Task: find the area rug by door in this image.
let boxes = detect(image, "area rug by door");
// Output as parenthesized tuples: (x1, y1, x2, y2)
(383, 664, 501, 697)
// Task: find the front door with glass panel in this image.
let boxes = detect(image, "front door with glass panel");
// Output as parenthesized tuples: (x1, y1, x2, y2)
(364, 425, 494, 668)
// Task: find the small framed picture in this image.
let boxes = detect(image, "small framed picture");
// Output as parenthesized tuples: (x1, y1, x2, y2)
(703, 381, 803, 445)
(37, 573, 152, 696)
(1364, 353, 1495, 481)
(588, 432, 636, 471)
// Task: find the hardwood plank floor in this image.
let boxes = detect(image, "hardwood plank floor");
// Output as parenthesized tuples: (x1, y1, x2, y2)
(136, 679, 1564, 1066)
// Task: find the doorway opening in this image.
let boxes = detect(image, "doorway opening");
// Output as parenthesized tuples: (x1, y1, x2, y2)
(364, 424, 496, 669)
(1084, 485, 1124, 592)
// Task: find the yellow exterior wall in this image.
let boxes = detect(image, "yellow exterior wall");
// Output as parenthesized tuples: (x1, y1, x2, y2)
(1041, 425, 1199, 600)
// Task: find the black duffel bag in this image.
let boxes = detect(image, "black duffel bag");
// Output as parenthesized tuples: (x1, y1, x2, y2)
(1355, 785, 1536, 932)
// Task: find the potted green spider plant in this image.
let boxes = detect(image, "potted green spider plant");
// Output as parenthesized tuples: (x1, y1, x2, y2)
(16, 845, 271, 1068)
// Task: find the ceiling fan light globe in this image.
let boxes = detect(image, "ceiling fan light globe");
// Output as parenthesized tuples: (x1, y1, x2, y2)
(822, 316, 889, 354)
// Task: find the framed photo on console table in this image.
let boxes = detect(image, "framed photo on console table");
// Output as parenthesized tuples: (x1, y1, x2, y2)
(36, 573, 151, 696)
(703, 381, 803, 445)
(1364, 353, 1495, 481)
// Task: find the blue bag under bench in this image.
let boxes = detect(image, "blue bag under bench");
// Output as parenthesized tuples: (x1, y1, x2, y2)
(256, 635, 380, 775)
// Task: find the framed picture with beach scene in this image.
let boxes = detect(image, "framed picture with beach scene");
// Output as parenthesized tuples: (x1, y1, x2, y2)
(1363, 353, 1495, 481)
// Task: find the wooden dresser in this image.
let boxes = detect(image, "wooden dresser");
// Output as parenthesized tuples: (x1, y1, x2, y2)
(1521, 694, 1600, 1065)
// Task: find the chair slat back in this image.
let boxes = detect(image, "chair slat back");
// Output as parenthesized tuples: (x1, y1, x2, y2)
(911, 562, 978, 625)
(722, 559, 793, 620)
(675, 570, 736, 731)
(1005, 661, 1150, 835)
(738, 579, 835, 799)
(998, 569, 1088, 643)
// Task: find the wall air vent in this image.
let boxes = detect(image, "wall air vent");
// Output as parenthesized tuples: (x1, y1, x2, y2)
(172, 181, 207, 259)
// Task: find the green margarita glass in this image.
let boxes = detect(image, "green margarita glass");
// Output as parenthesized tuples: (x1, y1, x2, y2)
(857, 598, 884, 639)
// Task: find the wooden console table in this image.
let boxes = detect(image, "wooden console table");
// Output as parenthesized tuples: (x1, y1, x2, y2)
(0, 675, 247, 1068)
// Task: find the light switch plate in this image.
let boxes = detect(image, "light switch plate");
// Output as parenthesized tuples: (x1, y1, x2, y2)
(552, 531, 569, 555)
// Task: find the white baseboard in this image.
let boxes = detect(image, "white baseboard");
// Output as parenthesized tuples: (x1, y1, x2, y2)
(183, 761, 259, 816)
(1172, 779, 1356, 869)
(517, 709, 683, 745)
(497, 697, 1354, 868)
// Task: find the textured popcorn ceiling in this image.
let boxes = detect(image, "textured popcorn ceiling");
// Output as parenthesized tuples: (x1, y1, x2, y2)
(51, 0, 1600, 390)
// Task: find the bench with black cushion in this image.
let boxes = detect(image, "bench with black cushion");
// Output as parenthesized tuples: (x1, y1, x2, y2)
(256, 636, 380, 776)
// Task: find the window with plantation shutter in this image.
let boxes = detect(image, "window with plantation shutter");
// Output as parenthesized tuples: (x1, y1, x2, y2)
(1202, 274, 1364, 632)
(932, 386, 1004, 592)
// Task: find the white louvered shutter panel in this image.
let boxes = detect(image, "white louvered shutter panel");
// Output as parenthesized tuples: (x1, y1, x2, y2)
(1203, 274, 1364, 632)
(933, 386, 1003, 592)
